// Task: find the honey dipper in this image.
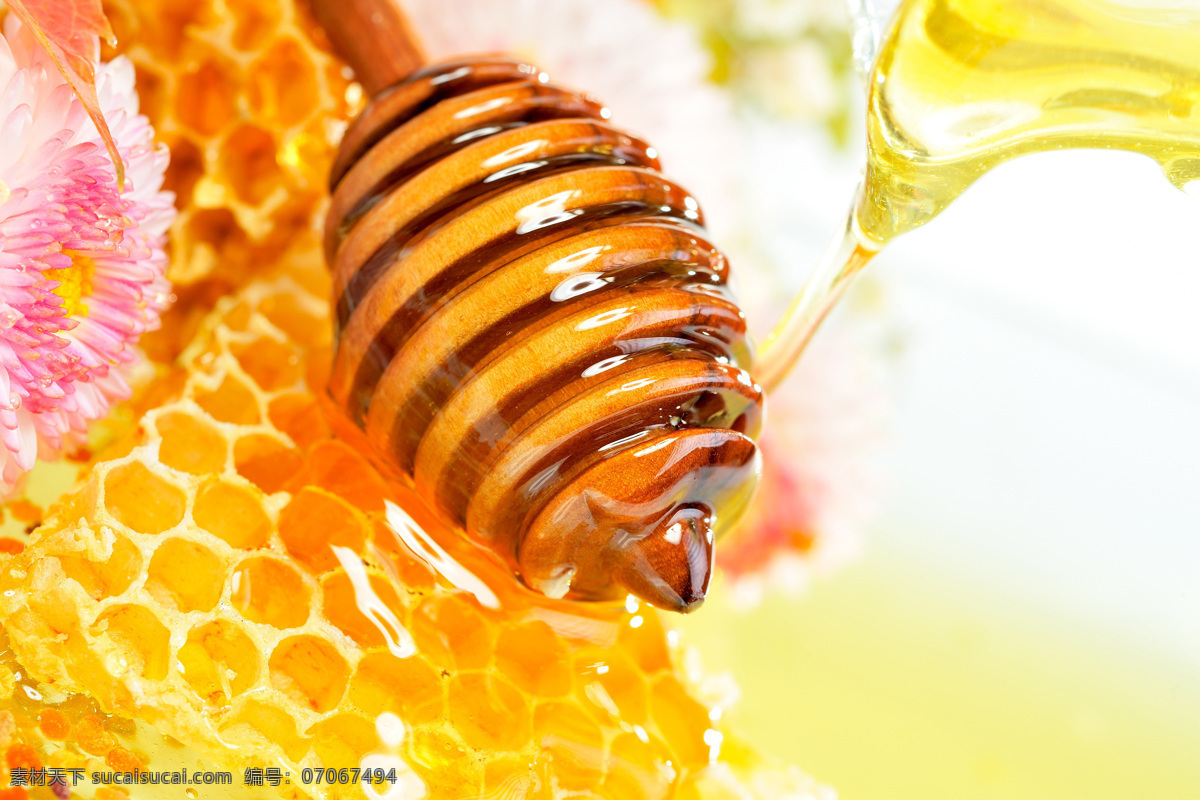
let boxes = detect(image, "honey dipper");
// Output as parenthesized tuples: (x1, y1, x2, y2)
(312, 0, 765, 612)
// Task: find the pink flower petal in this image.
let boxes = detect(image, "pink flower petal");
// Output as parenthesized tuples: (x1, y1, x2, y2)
(0, 14, 175, 495)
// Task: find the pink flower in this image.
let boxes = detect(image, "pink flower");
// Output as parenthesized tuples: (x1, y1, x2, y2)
(0, 16, 174, 494)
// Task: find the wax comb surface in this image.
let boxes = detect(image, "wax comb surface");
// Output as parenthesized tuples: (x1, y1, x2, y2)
(0, 252, 822, 800)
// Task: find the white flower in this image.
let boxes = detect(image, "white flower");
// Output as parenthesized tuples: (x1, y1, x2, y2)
(400, 0, 740, 237)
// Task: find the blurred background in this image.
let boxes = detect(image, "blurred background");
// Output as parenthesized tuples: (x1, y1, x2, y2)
(683, 133, 1200, 799)
(666, 1, 1200, 797)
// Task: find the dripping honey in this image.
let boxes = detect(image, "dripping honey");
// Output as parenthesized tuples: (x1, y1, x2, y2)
(324, 58, 764, 610)
(762, 0, 1200, 387)
(861, 0, 1200, 243)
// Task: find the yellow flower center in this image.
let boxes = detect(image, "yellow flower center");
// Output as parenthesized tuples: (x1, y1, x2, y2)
(0, 178, 10, 207)
(46, 255, 97, 319)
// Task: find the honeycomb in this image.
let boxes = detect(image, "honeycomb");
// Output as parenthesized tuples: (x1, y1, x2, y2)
(0, 245, 824, 799)
(0, 0, 354, 529)
(0, 628, 292, 800)
(99, 0, 359, 359)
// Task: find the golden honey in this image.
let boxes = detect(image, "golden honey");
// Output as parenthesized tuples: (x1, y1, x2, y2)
(860, 0, 1200, 244)
(759, 0, 1200, 388)
(0, 245, 819, 798)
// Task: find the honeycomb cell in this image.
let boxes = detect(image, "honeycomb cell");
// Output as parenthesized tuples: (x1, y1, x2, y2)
(45, 480, 99, 529)
(495, 621, 572, 698)
(267, 395, 333, 450)
(281, 143, 338, 221)
(604, 731, 674, 800)
(161, 136, 205, 210)
(446, 673, 531, 753)
(155, 410, 227, 475)
(219, 700, 307, 762)
(577, 650, 649, 726)
(533, 701, 606, 792)
(55, 533, 142, 600)
(179, 207, 254, 283)
(227, 0, 282, 51)
(233, 433, 303, 493)
(221, 124, 285, 205)
(258, 292, 328, 348)
(103, 461, 186, 535)
(650, 675, 711, 769)
(193, 374, 261, 425)
(410, 595, 495, 672)
(408, 725, 482, 798)
(217, 300, 255, 333)
(177, 620, 259, 705)
(249, 38, 320, 127)
(184, 206, 242, 251)
(91, 605, 171, 681)
(370, 524, 437, 597)
(269, 635, 349, 713)
(193, 478, 273, 549)
(347, 652, 443, 726)
(321, 569, 406, 649)
(228, 337, 302, 392)
(133, 63, 168, 127)
(138, 0, 218, 62)
(231, 557, 310, 629)
(278, 488, 368, 573)
(291, 440, 388, 512)
(145, 538, 225, 612)
(308, 713, 376, 776)
(176, 55, 239, 136)
(617, 608, 673, 676)
(190, 341, 226, 375)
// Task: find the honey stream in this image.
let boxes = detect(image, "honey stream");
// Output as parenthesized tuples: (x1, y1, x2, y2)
(758, 0, 1200, 390)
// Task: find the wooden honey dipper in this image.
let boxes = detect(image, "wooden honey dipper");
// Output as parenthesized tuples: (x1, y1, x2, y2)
(312, 0, 765, 612)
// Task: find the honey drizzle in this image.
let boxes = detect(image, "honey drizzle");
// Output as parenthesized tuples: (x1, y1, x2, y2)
(759, 0, 1200, 391)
